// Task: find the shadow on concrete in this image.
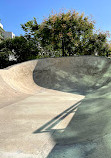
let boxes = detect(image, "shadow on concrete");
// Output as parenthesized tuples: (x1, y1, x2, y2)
(33, 101, 81, 134)
(32, 56, 111, 157)
(33, 56, 111, 95)
(46, 96, 111, 158)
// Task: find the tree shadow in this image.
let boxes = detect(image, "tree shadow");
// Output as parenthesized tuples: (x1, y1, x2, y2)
(32, 56, 111, 157)
(47, 97, 111, 158)
(33, 56, 111, 96)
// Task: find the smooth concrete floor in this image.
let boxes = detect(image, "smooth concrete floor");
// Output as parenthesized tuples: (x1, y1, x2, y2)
(0, 89, 84, 158)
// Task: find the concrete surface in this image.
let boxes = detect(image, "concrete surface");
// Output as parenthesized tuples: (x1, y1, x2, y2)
(0, 56, 111, 158)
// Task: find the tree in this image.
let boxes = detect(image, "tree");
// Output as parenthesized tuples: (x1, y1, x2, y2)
(21, 10, 110, 57)
(21, 10, 94, 56)
(39, 10, 95, 56)
(11, 36, 39, 62)
(0, 48, 11, 68)
(0, 38, 12, 68)
(0, 36, 39, 68)
(77, 32, 110, 56)
(0, 36, 39, 61)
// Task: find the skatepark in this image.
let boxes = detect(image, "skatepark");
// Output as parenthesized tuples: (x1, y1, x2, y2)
(0, 55, 111, 158)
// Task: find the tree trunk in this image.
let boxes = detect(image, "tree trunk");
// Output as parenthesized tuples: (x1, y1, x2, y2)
(62, 38, 65, 56)
(106, 51, 109, 57)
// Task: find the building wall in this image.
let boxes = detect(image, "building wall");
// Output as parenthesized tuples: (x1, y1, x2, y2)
(0, 23, 15, 41)
(0, 23, 5, 42)
(0, 23, 3, 29)
(3, 32, 15, 39)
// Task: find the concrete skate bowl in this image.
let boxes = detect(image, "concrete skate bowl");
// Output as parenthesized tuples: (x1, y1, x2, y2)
(1, 56, 111, 157)
(33, 56, 111, 95)
(33, 56, 111, 157)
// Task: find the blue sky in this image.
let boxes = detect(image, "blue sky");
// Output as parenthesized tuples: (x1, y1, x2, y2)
(0, 0, 111, 40)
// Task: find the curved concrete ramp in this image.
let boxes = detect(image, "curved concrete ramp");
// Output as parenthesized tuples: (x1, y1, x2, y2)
(0, 56, 111, 157)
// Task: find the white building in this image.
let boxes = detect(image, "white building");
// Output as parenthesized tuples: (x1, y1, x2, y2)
(3, 31, 15, 39)
(0, 23, 5, 42)
(0, 23, 15, 40)
(0, 23, 3, 29)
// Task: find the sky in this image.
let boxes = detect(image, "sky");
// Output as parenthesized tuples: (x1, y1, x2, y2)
(0, 0, 111, 40)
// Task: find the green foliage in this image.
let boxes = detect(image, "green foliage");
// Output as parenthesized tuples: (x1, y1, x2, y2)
(21, 10, 110, 57)
(0, 49, 10, 68)
(76, 32, 110, 56)
(0, 9, 110, 69)
(0, 36, 39, 68)
(10, 36, 38, 62)
(0, 39, 12, 68)
(39, 11, 94, 56)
